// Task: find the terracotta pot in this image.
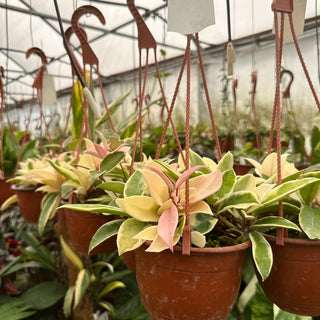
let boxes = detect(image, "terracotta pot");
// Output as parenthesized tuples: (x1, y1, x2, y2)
(257, 234, 320, 316)
(295, 162, 310, 170)
(135, 240, 250, 320)
(0, 179, 15, 207)
(233, 163, 254, 175)
(13, 186, 45, 223)
(122, 251, 136, 272)
(64, 208, 117, 256)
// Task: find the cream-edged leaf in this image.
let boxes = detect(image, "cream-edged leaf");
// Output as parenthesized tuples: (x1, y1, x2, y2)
(142, 169, 169, 206)
(116, 196, 160, 222)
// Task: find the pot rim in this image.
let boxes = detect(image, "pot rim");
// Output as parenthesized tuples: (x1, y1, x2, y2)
(143, 239, 251, 254)
(11, 184, 38, 192)
(263, 233, 320, 246)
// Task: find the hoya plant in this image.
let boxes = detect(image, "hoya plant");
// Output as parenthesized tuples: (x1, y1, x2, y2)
(36, 133, 132, 236)
(61, 149, 318, 282)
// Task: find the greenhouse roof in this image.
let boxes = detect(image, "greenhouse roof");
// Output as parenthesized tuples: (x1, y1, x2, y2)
(0, 0, 319, 106)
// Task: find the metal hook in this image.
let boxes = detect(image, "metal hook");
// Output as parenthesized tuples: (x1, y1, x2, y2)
(71, 5, 105, 65)
(127, 0, 157, 49)
(26, 47, 48, 89)
(144, 94, 151, 105)
(26, 47, 48, 65)
(280, 68, 294, 99)
(65, 26, 87, 77)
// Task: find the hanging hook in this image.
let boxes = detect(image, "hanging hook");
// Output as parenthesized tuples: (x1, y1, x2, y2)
(71, 5, 105, 65)
(26, 47, 48, 89)
(280, 68, 294, 99)
(127, 0, 157, 49)
(26, 47, 48, 65)
(232, 78, 238, 97)
(64, 26, 87, 77)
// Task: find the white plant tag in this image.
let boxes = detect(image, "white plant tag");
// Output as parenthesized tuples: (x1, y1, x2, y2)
(42, 68, 57, 106)
(167, 0, 215, 35)
(227, 42, 236, 76)
(273, 0, 307, 43)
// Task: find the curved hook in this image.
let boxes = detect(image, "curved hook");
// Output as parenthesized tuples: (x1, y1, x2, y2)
(132, 97, 139, 111)
(144, 94, 151, 105)
(71, 5, 105, 65)
(26, 47, 48, 65)
(64, 26, 87, 76)
(26, 47, 48, 89)
(127, 0, 157, 49)
(251, 72, 257, 94)
(280, 68, 294, 99)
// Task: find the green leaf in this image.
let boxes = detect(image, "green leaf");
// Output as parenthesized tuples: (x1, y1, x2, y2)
(249, 231, 273, 281)
(98, 281, 126, 300)
(218, 191, 260, 213)
(0, 302, 36, 320)
(60, 203, 129, 217)
(299, 181, 320, 206)
(189, 149, 211, 174)
(89, 219, 124, 253)
(0, 261, 43, 277)
(74, 269, 90, 310)
(117, 219, 149, 255)
(251, 216, 301, 232)
(97, 181, 125, 194)
(47, 159, 79, 184)
(299, 206, 320, 239)
(100, 151, 126, 173)
(218, 151, 234, 172)
(124, 170, 146, 197)
(262, 178, 318, 207)
(63, 286, 75, 317)
(96, 89, 132, 129)
(190, 212, 218, 234)
(233, 174, 256, 192)
(18, 281, 67, 310)
(38, 192, 61, 235)
(214, 169, 236, 199)
(60, 236, 84, 270)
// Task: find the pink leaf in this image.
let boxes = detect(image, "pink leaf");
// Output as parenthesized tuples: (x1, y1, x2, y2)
(176, 165, 205, 190)
(157, 205, 179, 252)
(94, 143, 108, 159)
(143, 165, 174, 193)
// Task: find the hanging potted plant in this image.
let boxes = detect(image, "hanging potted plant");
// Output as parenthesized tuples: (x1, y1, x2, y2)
(0, 127, 38, 208)
(246, 152, 320, 317)
(41, 133, 131, 256)
(2, 158, 50, 223)
(61, 148, 316, 319)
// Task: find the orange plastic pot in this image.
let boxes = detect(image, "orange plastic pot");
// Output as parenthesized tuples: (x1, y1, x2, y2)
(258, 234, 320, 317)
(0, 179, 15, 207)
(135, 240, 250, 320)
(233, 163, 254, 175)
(64, 208, 117, 256)
(13, 186, 44, 223)
(122, 251, 136, 271)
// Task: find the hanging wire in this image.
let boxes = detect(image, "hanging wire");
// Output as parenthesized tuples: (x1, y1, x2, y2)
(29, 0, 34, 47)
(5, 0, 9, 99)
(251, 0, 256, 71)
(226, 0, 232, 42)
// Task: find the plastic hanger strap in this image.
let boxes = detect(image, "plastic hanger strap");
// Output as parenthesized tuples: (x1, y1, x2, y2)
(251, 72, 262, 156)
(272, 0, 293, 13)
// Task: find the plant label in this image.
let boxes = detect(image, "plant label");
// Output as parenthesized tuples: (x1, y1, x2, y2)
(273, 0, 307, 43)
(167, 0, 215, 35)
(42, 68, 57, 106)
